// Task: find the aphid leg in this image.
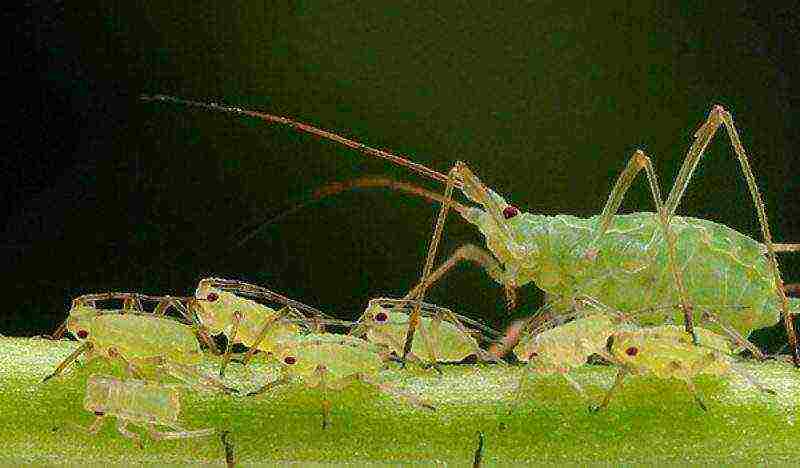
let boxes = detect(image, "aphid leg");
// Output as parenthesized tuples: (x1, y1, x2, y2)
(155, 360, 239, 394)
(220, 430, 236, 468)
(116, 418, 144, 448)
(43, 341, 93, 382)
(401, 164, 458, 365)
(335, 372, 436, 411)
(239, 306, 295, 367)
(403, 243, 513, 308)
(219, 311, 243, 378)
(184, 299, 220, 354)
(700, 310, 765, 360)
(590, 367, 628, 412)
(585, 149, 698, 345)
(122, 294, 143, 312)
(107, 348, 145, 379)
(246, 373, 292, 397)
(561, 373, 586, 397)
(439, 309, 505, 364)
(684, 379, 708, 411)
(147, 423, 215, 440)
(73, 412, 106, 435)
(727, 364, 776, 395)
(473, 431, 485, 468)
(649, 106, 799, 365)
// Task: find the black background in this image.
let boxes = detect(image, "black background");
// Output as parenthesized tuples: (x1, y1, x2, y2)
(4, 2, 799, 337)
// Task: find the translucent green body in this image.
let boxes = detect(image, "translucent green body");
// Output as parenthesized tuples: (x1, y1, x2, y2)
(362, 302, 480, 362)
(67, 307, 203, 365)
(466, 207, 798, 337)
(608, 325, 733, 379)
(275, 333, 385, 383)
(84, 374, 181, 425)
(194, 284, 303, 353)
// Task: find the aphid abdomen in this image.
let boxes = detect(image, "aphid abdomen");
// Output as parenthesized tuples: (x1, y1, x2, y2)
(90, 314, 203, 365)
(84, 375, 181, 426)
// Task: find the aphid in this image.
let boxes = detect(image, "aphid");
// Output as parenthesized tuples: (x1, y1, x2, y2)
(44, 295, 235, 394)
(139, 96, 800, 365)
(352, 298, 502, 366)
(247, 332, 435, 429)
(590, 325, 776, 412)
(77, 374, 214, 448)
(193, 277, 339, 376)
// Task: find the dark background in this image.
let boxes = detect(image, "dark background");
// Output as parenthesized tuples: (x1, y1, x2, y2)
(4, 2, 799, 337)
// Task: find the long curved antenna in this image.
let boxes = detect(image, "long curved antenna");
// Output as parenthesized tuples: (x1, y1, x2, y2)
(140, 94, 460, 188)
(230, 176, 470, 249)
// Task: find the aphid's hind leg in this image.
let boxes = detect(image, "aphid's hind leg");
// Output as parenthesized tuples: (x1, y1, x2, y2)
(116, 419, 143, 448)
(662, 106, 798, 366)
(403, 243, 516, 309)
(42, 341, 93, 382)
(147, 423, 215, 440)
(586, 149, 699, 345)
(684, 379, 708, 411)
(590, 367, 629, 412)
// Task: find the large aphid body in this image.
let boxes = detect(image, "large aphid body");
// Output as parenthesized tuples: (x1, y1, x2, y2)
(463, 185, 794, 338)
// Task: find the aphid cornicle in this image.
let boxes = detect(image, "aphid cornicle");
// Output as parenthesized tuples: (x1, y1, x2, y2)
(44, 293, 236, 394)
(138, 95, 800, 365)
(352, 298, 501, 366)
(590, 325, 776, 412)
(79, 374, 215, 448)
(247, 332, 436, 429)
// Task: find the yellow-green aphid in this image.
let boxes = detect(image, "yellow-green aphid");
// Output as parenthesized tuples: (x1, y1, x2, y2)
(194, 277, 335, 375)
(44, 298, 235, 394)
(353, 298, 501, 366)
(142, 96, 799, 362)
(592, 325, 775, 412)
(78, 374, 214, 448)
(248, 333, 436, 429)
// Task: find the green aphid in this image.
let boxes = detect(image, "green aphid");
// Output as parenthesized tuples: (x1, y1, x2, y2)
(77, 374, 215, 448)
(353, 298, 501, 366)
(247, 332, 436, 429)
(140, 96, 799, 362)
(194, 277, 338, 376)
(592, 325, 775, 412)
(44, 294, 235, 394)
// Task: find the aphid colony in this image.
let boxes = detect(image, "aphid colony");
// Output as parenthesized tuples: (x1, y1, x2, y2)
(45, 277, 778, 447)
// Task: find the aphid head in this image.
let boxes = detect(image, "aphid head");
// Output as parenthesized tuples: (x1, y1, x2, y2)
(65, 304, 98, 341)
(192, 283, 229, 333)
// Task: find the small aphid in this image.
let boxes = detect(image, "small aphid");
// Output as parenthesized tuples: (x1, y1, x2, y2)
(591, 325, 775, 412)
(194, 278, 335, 376)
(77, 374, 214, 448)
(353, 298, 501, 367)
(247, 333, 435, 429)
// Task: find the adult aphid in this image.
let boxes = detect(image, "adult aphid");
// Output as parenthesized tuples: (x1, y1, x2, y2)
(139, 95, 800, 365)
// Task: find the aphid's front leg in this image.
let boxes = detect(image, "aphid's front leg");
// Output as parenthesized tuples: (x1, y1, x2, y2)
(589, 367, 629, 412)
(43, 341, 93, 382)
(116, 418, 143, 449)
(219, 311, 242, 378)
(146, 423, 215, 440)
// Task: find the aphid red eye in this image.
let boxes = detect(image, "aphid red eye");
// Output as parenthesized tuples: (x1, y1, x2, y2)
(77, 330, 88, 339)
(528, 352, 539, 359)
(375, 312, 388, 322)
(502, 205, 519, 219)
(206, 292, 218, 302)
(625, 346, 638, 356)
(284, 356, 297, 365)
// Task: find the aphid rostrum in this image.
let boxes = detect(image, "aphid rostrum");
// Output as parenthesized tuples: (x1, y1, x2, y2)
(247, 332, 435, 429)
(77, 374, 215, 448)
(139, 95, 800, 365)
